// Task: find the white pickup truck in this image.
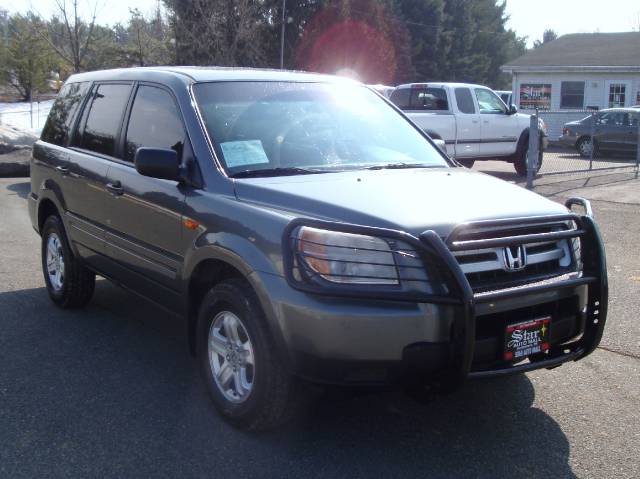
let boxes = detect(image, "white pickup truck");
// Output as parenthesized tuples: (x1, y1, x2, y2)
(389, 83, 548, 176)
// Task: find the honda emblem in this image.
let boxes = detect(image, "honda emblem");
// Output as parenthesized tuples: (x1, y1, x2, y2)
(503, 245, 527, 271)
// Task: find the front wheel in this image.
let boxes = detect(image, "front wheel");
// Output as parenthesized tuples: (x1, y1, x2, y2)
(197, 278, 303, 430)
(458, 159, 475, 168)
(41, 215, 95, 308)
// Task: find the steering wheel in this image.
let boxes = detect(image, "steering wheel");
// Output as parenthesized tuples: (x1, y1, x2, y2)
(271, 114, 339, 167)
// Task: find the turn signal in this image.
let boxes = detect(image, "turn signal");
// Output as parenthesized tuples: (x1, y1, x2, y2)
(183, 218, 200, 231)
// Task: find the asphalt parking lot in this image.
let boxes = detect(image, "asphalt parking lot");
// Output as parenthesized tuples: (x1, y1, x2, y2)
(1, 171, 639, 478)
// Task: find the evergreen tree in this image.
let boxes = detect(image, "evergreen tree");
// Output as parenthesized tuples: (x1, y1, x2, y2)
(0, 13, 54, 101)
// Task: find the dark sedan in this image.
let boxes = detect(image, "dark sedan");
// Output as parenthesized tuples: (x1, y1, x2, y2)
(559, 108, 639, 158)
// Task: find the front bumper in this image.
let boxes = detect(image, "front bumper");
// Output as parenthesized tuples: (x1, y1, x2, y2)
(268, 199, 607, 387)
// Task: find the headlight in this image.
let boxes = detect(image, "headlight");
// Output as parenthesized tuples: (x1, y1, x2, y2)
(295, 226, 399, 285)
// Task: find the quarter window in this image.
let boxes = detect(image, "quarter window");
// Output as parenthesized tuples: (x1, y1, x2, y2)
(474, 89, 506, 114)
(77, 84, 132, 157)
(41, 82, 90, 146)
(560, 81, 585, 109)
(454, 88, 476, 114)
(124, 86, 185, 163)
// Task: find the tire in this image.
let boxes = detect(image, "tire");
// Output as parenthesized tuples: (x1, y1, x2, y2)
(514, 135, 543, 177)
(41, 215, 95, 308)
(576, 136, 594, 159)
(197, 278, 302, 430)
(458, 159, 475, 168)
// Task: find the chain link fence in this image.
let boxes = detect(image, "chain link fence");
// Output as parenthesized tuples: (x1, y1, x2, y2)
(526, 109, 640, 188)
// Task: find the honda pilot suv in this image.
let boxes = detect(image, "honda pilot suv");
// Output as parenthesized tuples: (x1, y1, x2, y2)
(30, 67, 608, 430)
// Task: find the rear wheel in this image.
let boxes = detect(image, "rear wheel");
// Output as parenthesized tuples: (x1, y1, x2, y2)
(458, 159, 475, 168)
(514, 135, 543, 177)
(41, 215, 95, 308)
(576, 136, 594, 159)
(197, 278, 303, 430)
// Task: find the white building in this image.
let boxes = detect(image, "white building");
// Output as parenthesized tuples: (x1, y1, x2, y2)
(501, 32, 640, 139)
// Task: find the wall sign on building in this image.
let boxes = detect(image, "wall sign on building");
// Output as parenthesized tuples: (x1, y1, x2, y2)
(519, 84, 552, 110)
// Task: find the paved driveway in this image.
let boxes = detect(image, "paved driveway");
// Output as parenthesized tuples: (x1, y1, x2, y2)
(1, 177, 638, 478)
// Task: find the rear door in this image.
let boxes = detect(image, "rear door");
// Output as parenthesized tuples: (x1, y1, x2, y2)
(452, 87, 481, 158)
(474, 88, 520, 157)
(65, 82, 133, 267)
(103, 83, 188, 310)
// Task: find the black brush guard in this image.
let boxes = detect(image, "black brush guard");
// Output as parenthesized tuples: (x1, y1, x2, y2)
(283, 197, 608, 385)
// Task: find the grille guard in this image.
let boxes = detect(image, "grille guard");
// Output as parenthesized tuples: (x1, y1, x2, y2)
(282, 197, 608, 384)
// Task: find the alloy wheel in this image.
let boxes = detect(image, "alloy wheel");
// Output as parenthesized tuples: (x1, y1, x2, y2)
(46, 233, 65, 291)
(208, 311, 255, 403)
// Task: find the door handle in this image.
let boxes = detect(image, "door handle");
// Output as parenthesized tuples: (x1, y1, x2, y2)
(55, 165, 69, 175)
(106, 181, 124, 196)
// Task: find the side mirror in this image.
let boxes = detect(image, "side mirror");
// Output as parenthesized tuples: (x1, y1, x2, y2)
(135, 147, 180, 182)
(508, 104, 518, 115)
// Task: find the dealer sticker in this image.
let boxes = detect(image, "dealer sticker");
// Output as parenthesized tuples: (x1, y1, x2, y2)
(504, 317, 550, 361)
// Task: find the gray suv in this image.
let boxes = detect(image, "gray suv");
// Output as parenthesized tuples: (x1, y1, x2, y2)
(30, 67, 608, 430)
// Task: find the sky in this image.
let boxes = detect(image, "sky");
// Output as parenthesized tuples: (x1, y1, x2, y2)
(2, 0, 639, 47)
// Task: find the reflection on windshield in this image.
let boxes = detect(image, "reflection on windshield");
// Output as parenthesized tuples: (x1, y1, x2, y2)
(193, 81, 448, 176)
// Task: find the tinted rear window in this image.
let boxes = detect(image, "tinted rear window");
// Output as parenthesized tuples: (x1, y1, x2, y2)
(409, 88, 448, 111)
(78, 83, 132, 157)
(124, 86, 185, 162)
(41, 82, 90, 146)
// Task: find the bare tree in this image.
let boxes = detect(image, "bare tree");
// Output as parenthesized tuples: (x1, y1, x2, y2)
(165, 0, 266, 66)
(42, 0, 99, 72)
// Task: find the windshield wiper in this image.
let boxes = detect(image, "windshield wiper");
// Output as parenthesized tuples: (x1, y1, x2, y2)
(363, 162, 442, 170)
(230, 167, 333, 178)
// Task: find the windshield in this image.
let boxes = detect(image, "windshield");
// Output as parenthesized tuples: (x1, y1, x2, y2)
(193, 81, 448, 176)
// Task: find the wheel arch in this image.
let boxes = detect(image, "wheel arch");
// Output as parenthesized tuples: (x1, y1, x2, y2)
(37, 196, 65, 235)
(185, 253, 289, 366)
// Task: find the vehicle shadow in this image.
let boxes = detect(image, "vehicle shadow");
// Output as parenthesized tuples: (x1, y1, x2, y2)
(0, 283, 575, 478)
(6, 180, 30, 199)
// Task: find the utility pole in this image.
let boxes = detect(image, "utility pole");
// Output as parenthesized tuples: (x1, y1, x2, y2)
(280, 0, 286, 69)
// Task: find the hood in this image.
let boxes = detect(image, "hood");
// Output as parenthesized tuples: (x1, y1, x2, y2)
(233, 168, 568, 237)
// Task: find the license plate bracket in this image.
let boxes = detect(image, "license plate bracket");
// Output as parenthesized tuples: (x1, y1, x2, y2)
(504, 317, 550, 361)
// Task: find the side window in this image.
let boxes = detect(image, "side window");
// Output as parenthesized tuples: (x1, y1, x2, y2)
(597, 112, 626, 126)
(454, 88, 476, 114)
(41, 82, 90, 146)
(409, 88, 449, 111)
(76, 83, 132, 157)
(389, 88, 410, 110)
(475, 89, 507, 114)
(124, 85, 185, 163)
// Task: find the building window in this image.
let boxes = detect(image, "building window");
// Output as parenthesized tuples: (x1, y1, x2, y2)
(560, 81, 585, 109)
(608, 83, 627, 108)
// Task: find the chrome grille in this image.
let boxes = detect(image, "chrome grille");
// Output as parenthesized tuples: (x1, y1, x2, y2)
(449, 220, 578, 292)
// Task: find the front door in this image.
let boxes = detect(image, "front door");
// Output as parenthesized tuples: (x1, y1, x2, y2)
(103, 84, 188, 311)
(594, 111, 631, 152)
(474, 88, 520, 157)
